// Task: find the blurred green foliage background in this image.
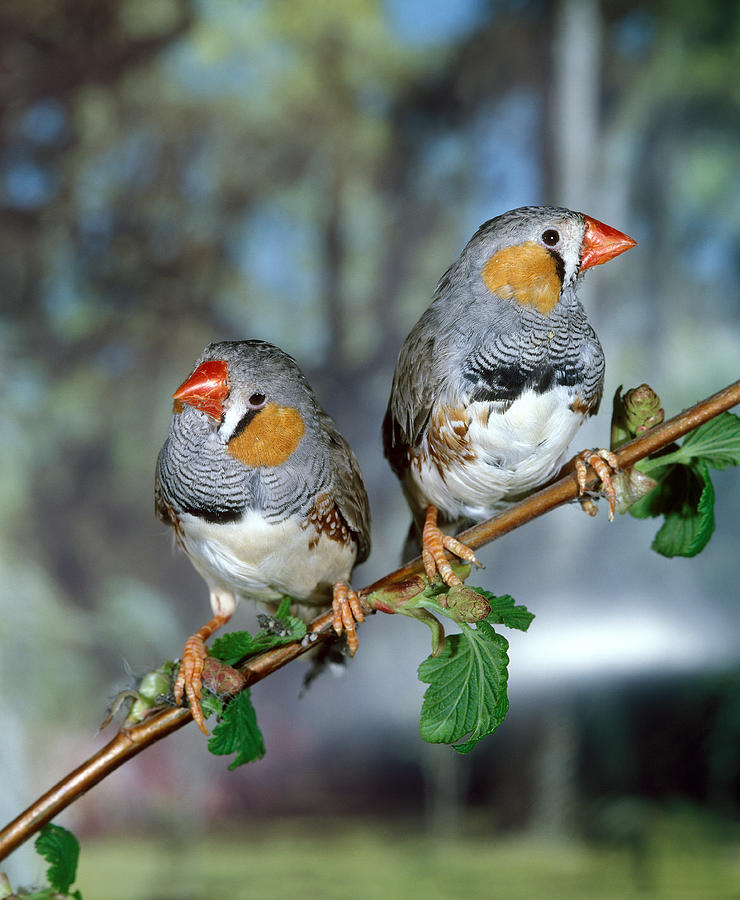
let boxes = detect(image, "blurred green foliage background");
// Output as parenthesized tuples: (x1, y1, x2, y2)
(1, 0, 739, 895)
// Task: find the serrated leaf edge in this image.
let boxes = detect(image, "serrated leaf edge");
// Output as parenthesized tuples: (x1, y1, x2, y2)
(34, 824, 79, 895)
(418, 622, 509, 749)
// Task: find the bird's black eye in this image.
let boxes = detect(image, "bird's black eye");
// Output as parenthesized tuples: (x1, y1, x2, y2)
(248, 392, 266, 408)
(541, 228, 560, 246)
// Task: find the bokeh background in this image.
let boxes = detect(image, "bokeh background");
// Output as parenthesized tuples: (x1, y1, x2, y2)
(2, 0, 739, 896)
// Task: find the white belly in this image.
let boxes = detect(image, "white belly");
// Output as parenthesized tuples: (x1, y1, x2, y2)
(179, 510, 356, 609)
(411, 387, 584, 520)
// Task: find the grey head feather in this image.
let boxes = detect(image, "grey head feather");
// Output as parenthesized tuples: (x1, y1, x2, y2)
(156, 340, 370, 555)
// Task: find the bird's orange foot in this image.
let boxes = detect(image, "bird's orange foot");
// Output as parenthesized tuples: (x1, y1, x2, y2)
(174, 634, 210, 735)
(174, 611, 232, 735)
(332, 581, 365, 657)
(422, 505, 481, 587)
(575, 448, 620, 521)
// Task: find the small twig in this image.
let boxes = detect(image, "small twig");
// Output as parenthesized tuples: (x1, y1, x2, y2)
(1, 379, 738, 863)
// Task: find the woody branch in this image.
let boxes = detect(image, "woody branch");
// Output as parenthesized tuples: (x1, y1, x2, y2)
(1, 378, 738, 863)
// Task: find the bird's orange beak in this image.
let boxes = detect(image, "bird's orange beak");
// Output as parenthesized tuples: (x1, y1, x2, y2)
(580, 215, 637, 271)
(173, 360, 229, 420)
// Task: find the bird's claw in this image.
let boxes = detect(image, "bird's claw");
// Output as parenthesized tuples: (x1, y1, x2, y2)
(173, 611, 232, 735)
(575, 448, 620, 521)
(422, 505, 481, 587)
(332, 581, 364, 656)
(174, 634, 208, 734)
(174, 634, 210, 735)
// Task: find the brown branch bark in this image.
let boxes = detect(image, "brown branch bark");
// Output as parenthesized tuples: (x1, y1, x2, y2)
(1, 378, 738, 863)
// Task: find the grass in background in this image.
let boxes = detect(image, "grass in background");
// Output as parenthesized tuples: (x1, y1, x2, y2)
(74, 807, 740, 900)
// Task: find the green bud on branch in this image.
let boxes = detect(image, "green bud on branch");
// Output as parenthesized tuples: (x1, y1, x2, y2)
(138, 667, 173, 704)
(364, 575, 427, 614)
(441, 584, 492, 622)
(611, 384, 664, 449)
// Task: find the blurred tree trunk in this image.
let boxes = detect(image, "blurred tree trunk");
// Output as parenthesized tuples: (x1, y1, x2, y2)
(323, 165, 345, 372)
(530, 0, 604, 838)
(551, 0, 602, 209)
(0, 712, 36, 887)
(530, 703, 579, 838)
(422, 743, 470, 840)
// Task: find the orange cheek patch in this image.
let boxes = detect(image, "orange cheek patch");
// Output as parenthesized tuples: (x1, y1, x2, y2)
(481, 241, 561, 316)
(227, 403, 305, 467)
(172, 399, 184, 414)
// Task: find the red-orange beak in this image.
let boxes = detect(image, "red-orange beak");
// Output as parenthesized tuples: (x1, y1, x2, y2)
(580, 215, 637, 271)
(173, 359, 229, 420)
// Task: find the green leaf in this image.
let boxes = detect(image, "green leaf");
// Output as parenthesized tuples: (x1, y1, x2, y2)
(210, 630, 254, 666)
(210, 614, 306, 667)
(678, 412, 740, 470)
(640, 412, 740, 474)
(208, 689, 265, 769)
(470, 589, 535, 632)
(250, 616, 306, 653)
(651, 460, 716, 558)
(630, 459, 716, 557)
(418, 620, 509, 754)
(626, 409, 733, 560)
(628, 473, 671, 519)
(35, 823, 79, 894)
(275, 597, 292, 620)
(198, 689, 224, 720)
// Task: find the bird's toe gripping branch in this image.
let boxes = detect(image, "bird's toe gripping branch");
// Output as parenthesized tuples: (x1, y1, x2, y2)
(174, 635, 209, 734)
(575, 448, 621, 521)
(174, 612, 231, 735)
(422, 505, 482, 587)
(332, 581, 365, 657)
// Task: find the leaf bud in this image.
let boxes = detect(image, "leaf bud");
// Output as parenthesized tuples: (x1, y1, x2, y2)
(202, 657, 247, 696)
(623, 384, 664, 433)
(367, 576, 426, 613)
(444, 585, 491, 622)
(612, 384, 664, 448)
(138, 667, 172, 704)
